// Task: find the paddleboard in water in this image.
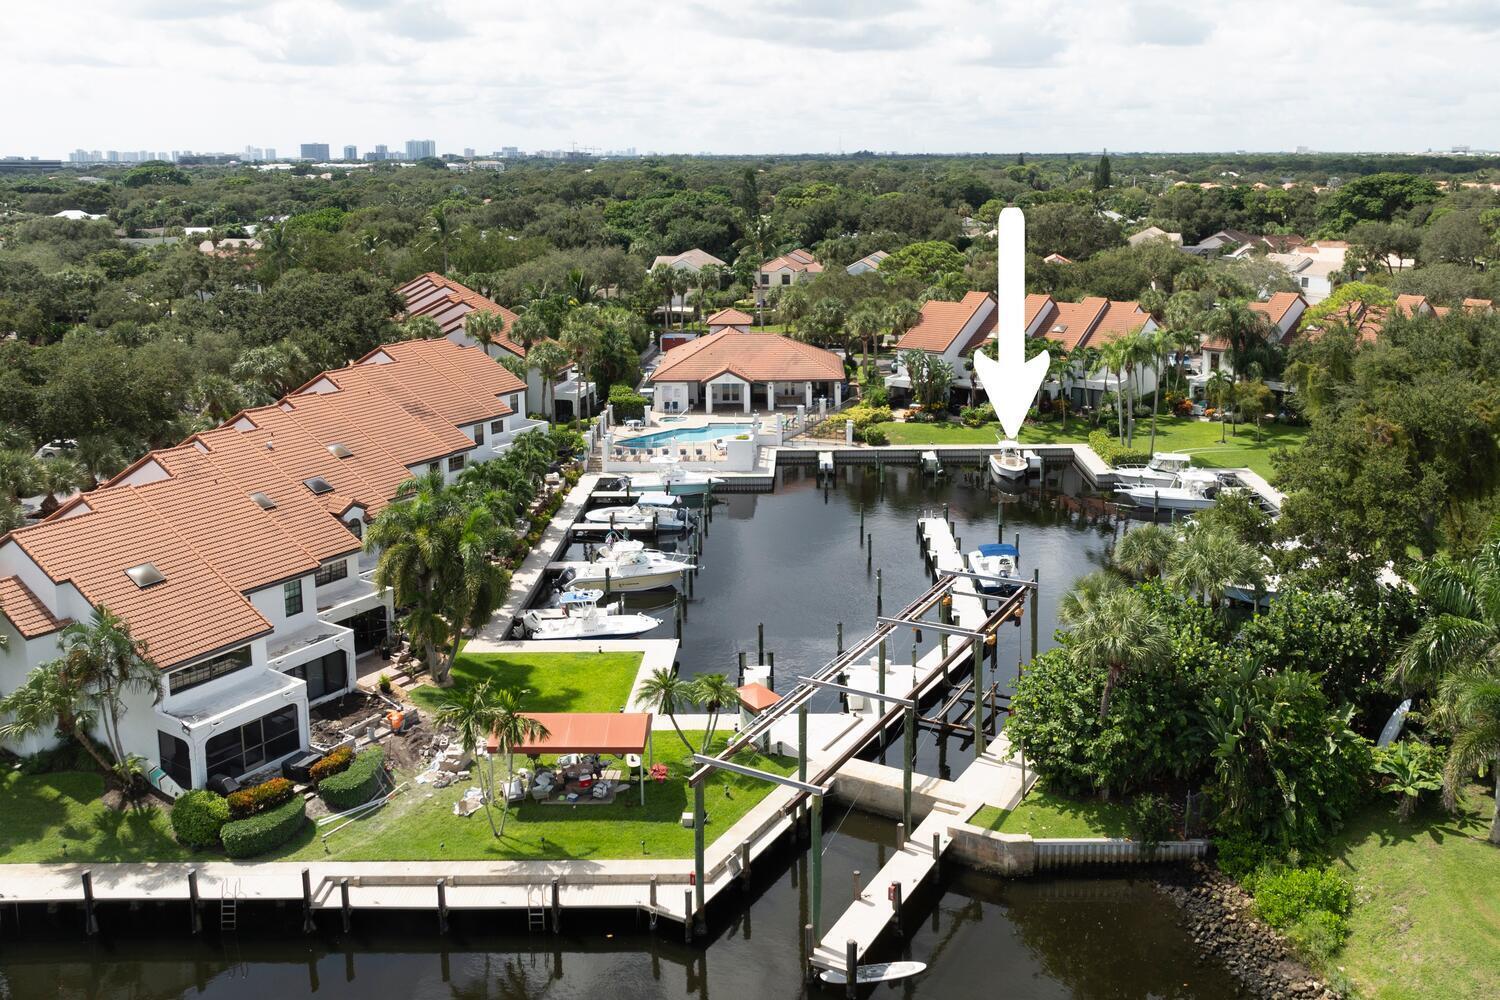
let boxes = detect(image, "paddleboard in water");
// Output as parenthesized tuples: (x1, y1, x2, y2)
(819, 961, 927, 985)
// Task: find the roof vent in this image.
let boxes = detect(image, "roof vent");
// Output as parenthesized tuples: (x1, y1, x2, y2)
(250, 491, 276, 510)
(327, 443, 353, 459)
(303, 477, 334, 496)
(125, 563, 165, 588)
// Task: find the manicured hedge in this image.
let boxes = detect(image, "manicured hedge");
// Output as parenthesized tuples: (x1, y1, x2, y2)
(309, 745, 353, 784)
(227, 777, 295, 819)
(220, 798, 307, 858)
(1088, 429, 1149, 467)
(318, 747, 385, 811)
(171, 790, 230, 849)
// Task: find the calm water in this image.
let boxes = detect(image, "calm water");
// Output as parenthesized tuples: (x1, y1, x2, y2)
(0, 469, 1238, 999)
(0, 810, 1239, 999)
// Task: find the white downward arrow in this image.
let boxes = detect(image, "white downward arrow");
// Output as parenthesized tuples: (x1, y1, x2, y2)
(970, 207, 1050, 441)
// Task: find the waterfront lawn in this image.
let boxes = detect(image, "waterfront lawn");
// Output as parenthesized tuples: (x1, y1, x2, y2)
(1327, 785, 1499, 1000)
(968, 788, 1131, 839)
(407, 650, 642, 715)
(293, 731, 794, 862)
(0, 770, 193, 864)
(873, 416, 1306, 479)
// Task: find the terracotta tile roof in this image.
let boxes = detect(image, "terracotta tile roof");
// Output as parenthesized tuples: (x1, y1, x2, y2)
(957, 293, 1053, 355)
(1042, 253, 1073, 264)
(1248, 291, 1306, 329)
(1033, 298, 1150, 351)
(760, 249, 823, 274)
(6, 491, 271, 669)
(895, 292, 995, 354)
(1464, 298, 1493, 311)
(1393, 293, 1431, 317)
(706, 308, 753, 326)
(0, 575, 69, 638)
(649, 331, 844, 384)
(396, 273, 527, 358)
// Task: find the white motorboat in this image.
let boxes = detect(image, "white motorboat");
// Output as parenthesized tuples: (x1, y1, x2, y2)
(966, 542, 1022, 594)
(630, 456, 723, 497)
(920, 450, 943, 475)
(820, 961, 927, 986)
(1112, 452, 1193, 488)
(1114, 468, 1222, 511)
(551, 539, 694, 592)
(522, 590, 660, 639)
(583, 492, 690, 530)
(988, 440, 1029, 482)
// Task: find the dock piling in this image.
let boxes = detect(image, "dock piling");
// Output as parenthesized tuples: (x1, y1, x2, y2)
(739, 841, 752, 883)
(187, 869, 201, 935)
(757, 623, 765, 665)
(683, 890, 694, 943)
(836, 622, 843, 655)
(876, 568, 882, 618)
(340, 878, 351, 933)
(550, 878, 561, 933)
(436, 880, 449, 935)
(81, 870, 97, 937)
(301, 868, 315, 934)
(845, 939, 858, 999)
(867, 534, 872, 572)
(767, 652, 775, 690)
(890, 880, 903, 934)
(737, 651, 746, 685)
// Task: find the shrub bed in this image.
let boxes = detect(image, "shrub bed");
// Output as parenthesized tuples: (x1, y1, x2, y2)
(309, 745, 353, 784)
(171, 789, 230, 849)
(1087, 429, 1150, 467)
(1251, 866, 1354, 962)
(220, 798, 307, 858)
(318, 747, 386, 810)
(227, 776, 295, 819)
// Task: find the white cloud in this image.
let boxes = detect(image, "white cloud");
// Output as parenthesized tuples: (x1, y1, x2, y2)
(3, 0, 1498, 156)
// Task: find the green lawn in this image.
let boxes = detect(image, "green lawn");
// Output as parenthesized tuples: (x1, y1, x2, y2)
(1326, 786, 1500, 1000)
(968, 788, 1132, 838)
(408, 650, 643, 715)
(0, 770, 197, 864)
(294, 731, 794, 862)
(873, 415, 1307, 479)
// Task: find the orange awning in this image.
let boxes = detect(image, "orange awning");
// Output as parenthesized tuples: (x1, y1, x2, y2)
(489, 712, 653, 756)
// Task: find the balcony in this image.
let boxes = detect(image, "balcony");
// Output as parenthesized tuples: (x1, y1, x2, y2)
(315, 567, 383, 620)
(491, 416, 550, 449)
(159, 667, 304, 732)
(267, 619, 351, 672)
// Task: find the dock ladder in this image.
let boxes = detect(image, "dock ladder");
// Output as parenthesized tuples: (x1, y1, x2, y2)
(525, 886, 547, 932)
(220, 879, 241, 932)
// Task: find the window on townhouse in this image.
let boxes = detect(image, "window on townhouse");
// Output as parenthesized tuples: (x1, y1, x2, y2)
(167, 646, 252, 694)
(157, 731, 191, 789)
(1209, 354, 1220, 371)
(759, 273, 769, 286)
(1300, 277, 1309, 288)
(490, 419, 505, 435)
(781, 273, 791, 285)
(473, 423, 485, 446)
(314, 560, 348, 587)
(344, 518, 363, 540)
(448, 455, 465, 472)
(428, 462, 440, 475)
(285, 648, 349, 702)
(284, 579, 303, 617)
(205, 705, 299, 780)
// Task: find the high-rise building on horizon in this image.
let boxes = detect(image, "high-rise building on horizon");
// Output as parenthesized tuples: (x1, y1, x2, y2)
(265, 147, 276, 161)
(299, 142, 330, 161)
(405, 139, 435, 160)
(374, 144, 389, 161)
(463, 147, 475, 158)
(343, 144, 357, 161)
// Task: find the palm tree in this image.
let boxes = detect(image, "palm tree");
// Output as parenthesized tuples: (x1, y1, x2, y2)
(1166, 525, 1264, 611)
(73, 434, 126, 490)
(0, 657, 116, 775)
(695, 265, 723, 326)
(1145, 327, 1176, 456)
(1204, 301, 1273, 382)
(511, 312, 548, 352)
(1433, 664, 1500, 844)
(884, 300, 921, 354)
(636, 667, 697, 753)
(777, 285, 810, 337)
(648, 265, 676, 333)
(1121, 331, 1155, 447)
(0, 449, 41, 501)
(1113, 523, 1176, 580)
(559, 310, 603, 420)
(1057, 570, 1123, 628)
(849, 304, 884, 381)
(1206, 369, 1235, 443)
(436, 679, 547, 838)
(366, 471, 508, 687)
(463, 310, 507, 358)
(194, 373, 246, 424)
(672, 270, 693, 331)
(691, 673, 741, 753)
(54, 607, 161, 778)
(428, 204, 457, 273)
(401, 315, 443, 342)
(1044, 348, 1073, 428)
(1066, 585, 1170, 719)
(1098, 340, 1131, 443)
(36, 459, 86, 516)
(258, 222, 298, 282)
(526, 340, 570, 419)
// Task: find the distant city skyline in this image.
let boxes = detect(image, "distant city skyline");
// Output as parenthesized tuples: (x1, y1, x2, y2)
(4, 1, 1500, 157)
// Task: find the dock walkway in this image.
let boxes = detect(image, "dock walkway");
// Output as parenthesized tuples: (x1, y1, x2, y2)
(479, 474, 600, 641)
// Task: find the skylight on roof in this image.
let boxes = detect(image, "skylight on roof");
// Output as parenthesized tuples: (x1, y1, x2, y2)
(327, 443, 353, 459)
(303, 477, 334, 496)
(250, 491, 276, 510)
(125, 563, 165, 588)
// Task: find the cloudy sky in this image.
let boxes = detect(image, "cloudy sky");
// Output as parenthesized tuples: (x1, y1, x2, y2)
(6, 0, 1499, 157)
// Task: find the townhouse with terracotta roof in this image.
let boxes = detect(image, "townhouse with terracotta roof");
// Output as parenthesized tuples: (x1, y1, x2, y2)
(0, 338, 533, 793)
(705, 308, 754, 335)
(1189, 292, 1309, 389)
(396, 272, 594, 421)
(1302, 293, 1493, 346)
(887, 292, 1159, 409)
(647, 330, 846, 413)
(755, 249, 823, 305)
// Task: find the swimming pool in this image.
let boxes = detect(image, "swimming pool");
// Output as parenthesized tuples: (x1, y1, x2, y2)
(619, 423, 754, 450)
